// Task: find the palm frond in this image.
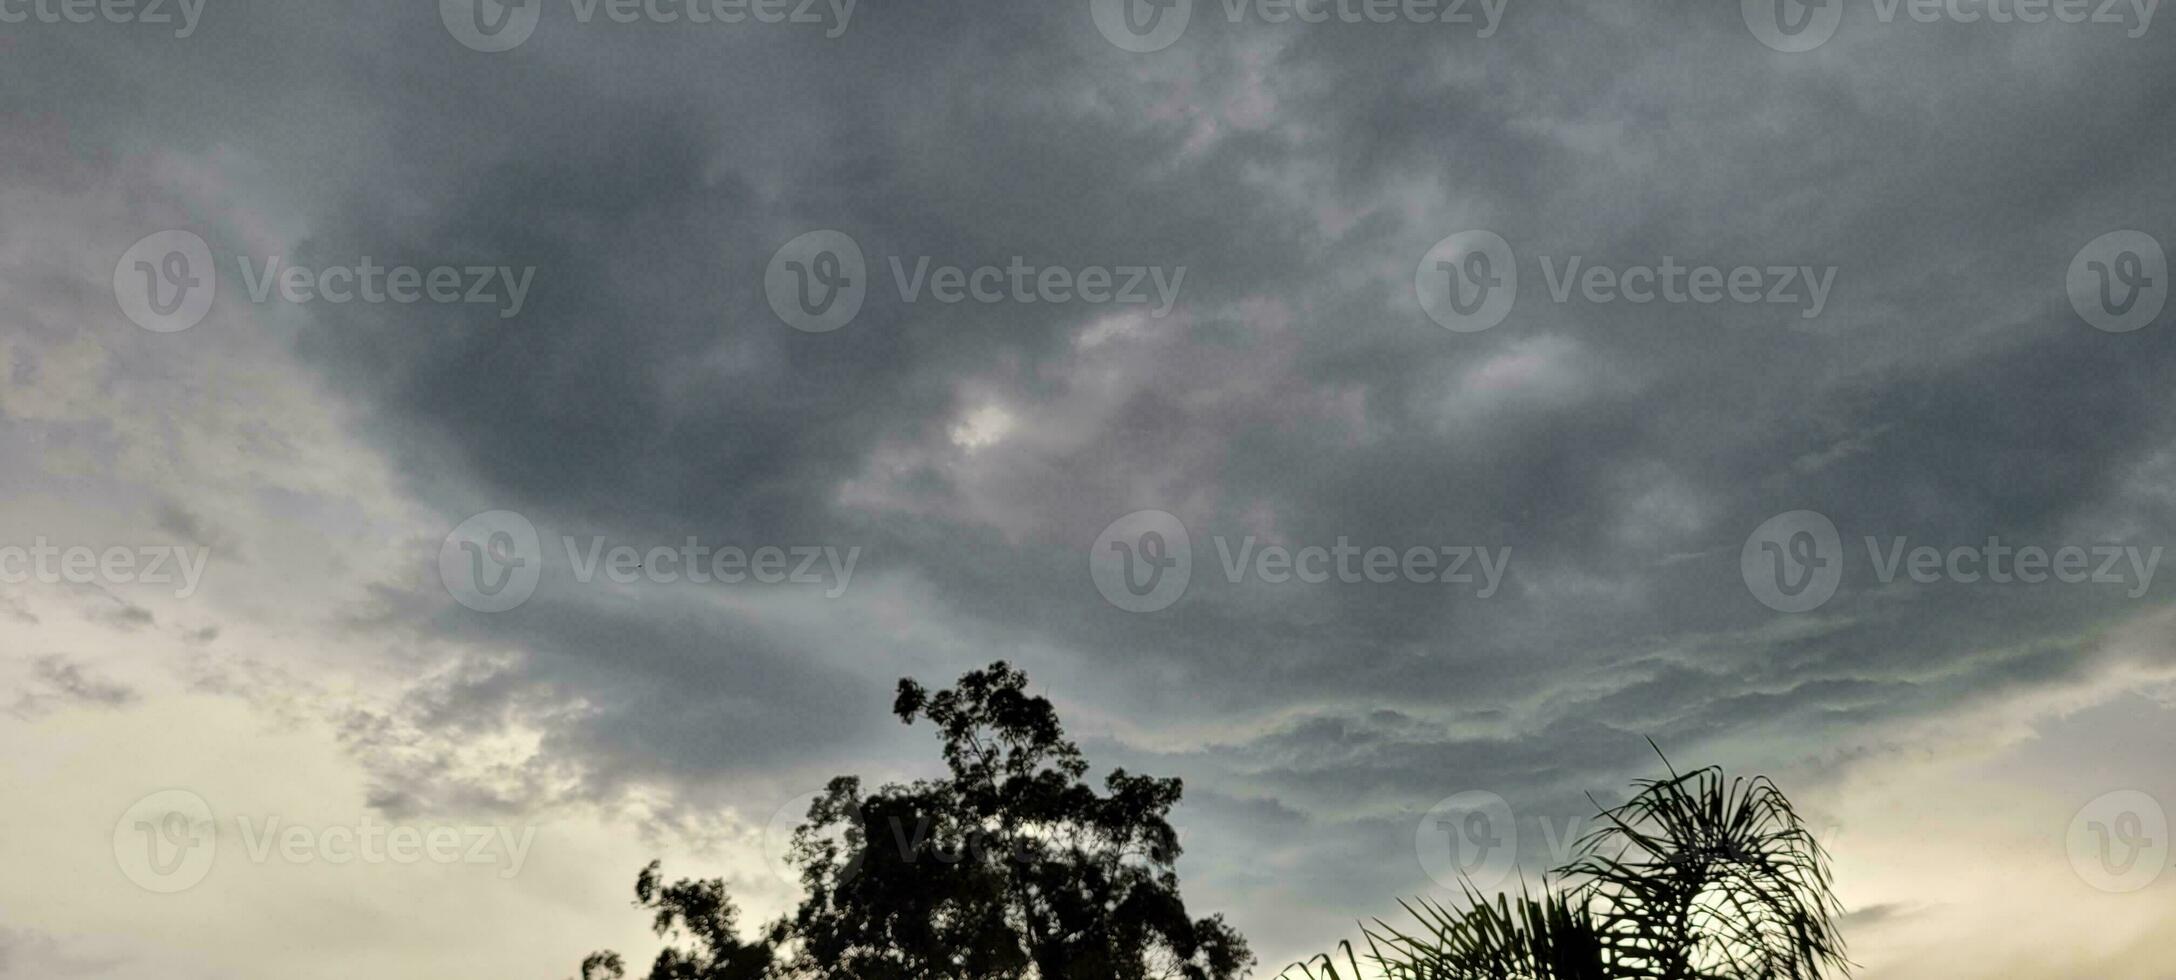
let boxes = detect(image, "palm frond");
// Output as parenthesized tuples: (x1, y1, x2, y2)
(1555, 743, 1849, 979)
(1283, 882, 1608, 980)
(1289, 745, 1850, 980)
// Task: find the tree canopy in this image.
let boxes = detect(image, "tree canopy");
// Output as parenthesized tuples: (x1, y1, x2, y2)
(579, 661, 1252, 980)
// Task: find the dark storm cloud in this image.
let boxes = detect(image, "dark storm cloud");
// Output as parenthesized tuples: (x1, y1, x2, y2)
(13, 0, 2176, 960)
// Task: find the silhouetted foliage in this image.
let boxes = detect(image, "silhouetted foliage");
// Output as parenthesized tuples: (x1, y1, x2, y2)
(575, 861, 785, 980)
(1286, 743, 1848, 980)
(578, 661, 1253, 980)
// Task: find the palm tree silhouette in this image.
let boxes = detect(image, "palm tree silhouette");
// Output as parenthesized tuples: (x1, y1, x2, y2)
(1290, 744, 1849, 980)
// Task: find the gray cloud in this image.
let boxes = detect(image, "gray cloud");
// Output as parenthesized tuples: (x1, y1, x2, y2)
(8, 653, 138, 718)
(7, 0, 2175, 971)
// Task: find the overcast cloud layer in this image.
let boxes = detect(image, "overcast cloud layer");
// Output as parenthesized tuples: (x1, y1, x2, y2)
(5, 1, 2176, 977)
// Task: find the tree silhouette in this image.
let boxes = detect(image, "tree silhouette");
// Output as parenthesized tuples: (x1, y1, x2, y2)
(575, 862, 785, 980)
(1287, 744, 1848, 980)
(578, 661, 1252, 980)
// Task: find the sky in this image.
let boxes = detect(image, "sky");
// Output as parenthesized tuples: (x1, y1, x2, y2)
(3, 0, 2175, 977)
